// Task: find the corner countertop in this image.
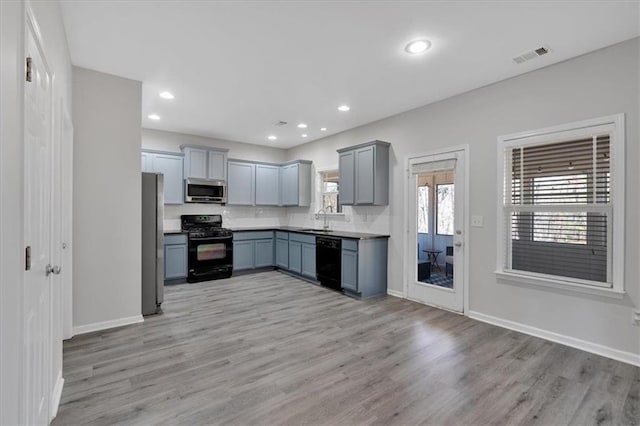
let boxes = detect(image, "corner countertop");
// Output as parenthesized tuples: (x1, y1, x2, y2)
(228, 226, 389, 240)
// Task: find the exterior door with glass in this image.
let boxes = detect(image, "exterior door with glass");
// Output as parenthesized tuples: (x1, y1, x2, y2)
(406, 149, 466, 313)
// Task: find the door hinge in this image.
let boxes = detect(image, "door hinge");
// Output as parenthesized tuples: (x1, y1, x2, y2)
(25, 246, 31, 271)
(26, 57, 33, 82)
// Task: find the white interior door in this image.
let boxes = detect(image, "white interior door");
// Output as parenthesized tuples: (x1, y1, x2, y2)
(24, 15, 54, 425)
(406, 149, 466, 313)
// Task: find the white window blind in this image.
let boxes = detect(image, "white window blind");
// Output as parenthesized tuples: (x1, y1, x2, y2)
(504, 134, 613, 287)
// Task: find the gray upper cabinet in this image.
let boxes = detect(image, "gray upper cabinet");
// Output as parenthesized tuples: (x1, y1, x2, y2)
(141, 150, 184, 204)
(337, 141, 390, 206)
(255, 164, 280, 206)
(338, 151, 355, 205)
(227, 160, 255, 205)
(183, 147, 207, 179)
(141, 152, 153, 173)
(182, 145, 228, 180)
(207, 150, 227, 181)
(153, 154, 184, 204)
(226, 159, 311, 207)
(280, 164, 298, 206)
(280, 161, 311, 207)
(355, 146, 375, 204)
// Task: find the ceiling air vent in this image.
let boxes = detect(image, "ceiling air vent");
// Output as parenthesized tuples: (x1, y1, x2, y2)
(273, 120, 288, 127)
(513, 45, 550, 64)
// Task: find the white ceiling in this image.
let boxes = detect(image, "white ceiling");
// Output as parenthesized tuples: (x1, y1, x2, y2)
(60, 1, 639, 149)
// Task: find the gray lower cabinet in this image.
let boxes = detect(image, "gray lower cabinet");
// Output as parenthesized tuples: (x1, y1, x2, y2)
(233, 231, 274, 271)
(275, 232, 289, 269)
(301, 243, 316, 279)
(289, 233, 316, 279)
(341, 238, 388, 298)
(288, 241, 302, 274)
(142, 150, 185, 204)
(254, 239, 275, 268)
(164, 233, 188, 282)
(233, 240, 254, 271)
(227, 161, 256, 205)
(341, 242, 358, 292)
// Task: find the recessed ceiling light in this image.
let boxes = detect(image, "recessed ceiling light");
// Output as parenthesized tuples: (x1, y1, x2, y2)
(159, 91, 174, 99)
(148, 114, 160, 120)
(320, 127, 327, 131)
(268, 135, 277, 141)
(338, 105, 350, 112)
(301, 134, 308, 138)
(297, 123, 307, 129)
(405, 39, 432, 54)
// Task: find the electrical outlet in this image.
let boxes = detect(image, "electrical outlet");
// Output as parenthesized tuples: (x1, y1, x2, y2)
(633, 311, 640, 326)
(471, 216, 483, 227)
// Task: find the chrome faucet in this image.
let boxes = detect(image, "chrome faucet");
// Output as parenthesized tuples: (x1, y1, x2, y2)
(316, 209, 329, 230)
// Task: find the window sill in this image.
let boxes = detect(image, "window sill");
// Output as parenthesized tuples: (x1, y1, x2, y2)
(494, 270, 625, 300)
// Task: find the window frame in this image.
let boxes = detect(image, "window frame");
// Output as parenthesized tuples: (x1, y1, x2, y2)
(496, 114, 625, 297)
(317, 168, 344, 216)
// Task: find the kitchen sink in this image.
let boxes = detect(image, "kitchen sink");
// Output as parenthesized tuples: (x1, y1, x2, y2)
(300, 228, 334, 233)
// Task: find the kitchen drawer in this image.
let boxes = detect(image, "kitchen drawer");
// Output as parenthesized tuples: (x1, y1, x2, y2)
(165, 233, 187, 245)
(342, 239, 358, 251)
(233, 231, 274, 241)
(275, 231, 289, 240)
(289, 232, 316, 245)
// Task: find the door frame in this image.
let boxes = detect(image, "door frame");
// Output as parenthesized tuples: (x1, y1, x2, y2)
(403, 145, 470, 314)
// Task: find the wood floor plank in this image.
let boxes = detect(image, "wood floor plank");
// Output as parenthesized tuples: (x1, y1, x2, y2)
(53, 271, 640, 426)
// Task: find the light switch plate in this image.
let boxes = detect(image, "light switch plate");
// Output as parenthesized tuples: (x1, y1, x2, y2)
(471, 215, 483, 227)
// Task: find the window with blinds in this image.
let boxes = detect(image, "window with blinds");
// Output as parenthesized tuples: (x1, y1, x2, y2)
(499, 115, 624, 291)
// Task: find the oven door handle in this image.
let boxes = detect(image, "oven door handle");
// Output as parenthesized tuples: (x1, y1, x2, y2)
(189, 236, 232, 242)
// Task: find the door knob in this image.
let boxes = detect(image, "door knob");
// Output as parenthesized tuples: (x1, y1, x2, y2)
(454, 242, 462, 247)
(46, 264, 61, 276)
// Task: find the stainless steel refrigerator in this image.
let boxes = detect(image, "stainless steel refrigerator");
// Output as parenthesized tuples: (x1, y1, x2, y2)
(142, 172, 164, 315)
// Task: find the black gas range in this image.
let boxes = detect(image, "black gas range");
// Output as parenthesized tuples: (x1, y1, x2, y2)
(181, 215, 233, 283)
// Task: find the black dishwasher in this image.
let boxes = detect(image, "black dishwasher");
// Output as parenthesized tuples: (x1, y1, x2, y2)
(316, 236, 342, 291)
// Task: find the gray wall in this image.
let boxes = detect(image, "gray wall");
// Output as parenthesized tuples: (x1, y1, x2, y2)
(287, 39, 639, 357)
(73, 67, 143, 330)
(142, 128, 289, 229)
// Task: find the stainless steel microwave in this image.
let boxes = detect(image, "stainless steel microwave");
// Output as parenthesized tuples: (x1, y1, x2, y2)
(184, 178, 227, 204)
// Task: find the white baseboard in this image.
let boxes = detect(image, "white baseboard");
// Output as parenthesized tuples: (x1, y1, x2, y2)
(50, 373, 64, 419)
(468, 310, 640, 367)
(387, 289, 404, 298)
(72, 314, 144, 336)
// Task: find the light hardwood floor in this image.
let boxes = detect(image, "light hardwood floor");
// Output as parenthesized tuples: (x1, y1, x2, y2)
(54, 271, 639, 425)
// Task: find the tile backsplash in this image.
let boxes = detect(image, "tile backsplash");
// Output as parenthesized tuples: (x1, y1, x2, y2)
(163, 204, 287, 231)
